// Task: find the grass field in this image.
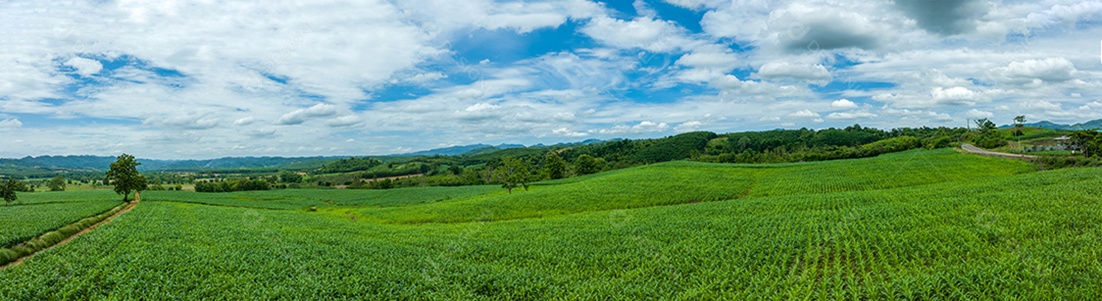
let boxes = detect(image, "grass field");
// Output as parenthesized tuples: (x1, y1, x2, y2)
(0, 192, 123, 248)
(3, 149, 1102, 299)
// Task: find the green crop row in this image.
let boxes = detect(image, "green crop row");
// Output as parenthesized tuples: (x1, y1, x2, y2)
(0, 202, 127, 266)
(0, 199, 124, 248)
(143, 185, 500, 210)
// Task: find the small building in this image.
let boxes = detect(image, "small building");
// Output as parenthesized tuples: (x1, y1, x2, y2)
(1054, 136, 1071, 146)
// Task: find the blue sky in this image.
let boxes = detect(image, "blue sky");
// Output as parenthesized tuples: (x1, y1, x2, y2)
(1, 0, 1102, 159)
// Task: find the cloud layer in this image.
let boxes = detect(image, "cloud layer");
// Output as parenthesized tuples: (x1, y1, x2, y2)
(1, 0, 1101, 158)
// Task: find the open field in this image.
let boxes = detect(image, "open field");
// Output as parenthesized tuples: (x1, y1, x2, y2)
(3, 149, 1102, 299)
(0, 191, 123, 248)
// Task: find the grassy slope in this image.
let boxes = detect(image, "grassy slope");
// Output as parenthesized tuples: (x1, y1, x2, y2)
(143, 185, 499, 210)
(8, 149, 1102, 299)
(360, 149, 1035, 224)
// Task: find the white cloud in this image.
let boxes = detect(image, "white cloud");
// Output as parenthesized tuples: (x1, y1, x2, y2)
(581, 16, 698, 52)
(965, 109, 994, 119)
(278, 104, 338, 125)
(326, 115, 361, 127)
(64, 57, 103, 76)
(832, 99, 859, 109)
(599, 120, 669, 134)
(552, 127, 588, 137)
(758, 62, 831, 85)
(826, 111, 878, 120)
(233, 117, 255, 126)
(674, 120, 703, 132)
(988, 57, 1078, 86)
(789, 109, 819, 118)
(0, 119, 23, 128)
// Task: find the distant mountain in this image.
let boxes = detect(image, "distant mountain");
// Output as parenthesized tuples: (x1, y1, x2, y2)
(5, 155, 338, 173)
(1000, 119, 1102, 130)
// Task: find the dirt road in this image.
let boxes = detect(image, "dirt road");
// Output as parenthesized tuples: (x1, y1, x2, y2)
(961, 144, 1036, 159)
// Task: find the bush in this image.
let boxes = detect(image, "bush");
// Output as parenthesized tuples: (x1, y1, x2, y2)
(11, 245, 33, 256)
(0, 248, 19, 263)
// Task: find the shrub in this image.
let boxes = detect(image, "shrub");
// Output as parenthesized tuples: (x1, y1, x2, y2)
(0, 248, 19, 264)
(11, 245, 33, 256)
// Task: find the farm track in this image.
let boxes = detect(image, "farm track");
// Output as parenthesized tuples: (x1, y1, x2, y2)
(961, 144, 1037, 160)
(1, 199, 139, 269)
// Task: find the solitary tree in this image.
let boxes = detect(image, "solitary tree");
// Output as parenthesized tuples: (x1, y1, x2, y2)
(1013, 115, 1027, 153)
(494, 156, 530, 194)
(1, 179, 17, 205)
(105, 154, 148, 202)
(48, 175, 67, 192)
(1013, 116, 1026, 134)
(544, 151, 567, 180)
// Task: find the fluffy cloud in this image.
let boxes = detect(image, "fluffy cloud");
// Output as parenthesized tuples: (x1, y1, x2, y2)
(988, 58, 1078, 86)
(831, 99, 859, 109)
(758, 62, 831, 85)
(64, 57, 104, 76)
(278, 104, 339, 125)
(599, 120, 669, 134)
(965, 109, 994, 119)
(788, 109, 819, 118)
(0, 119, 22, 128)
(826, 111, 878, 120)
(581, 16, 698, 52)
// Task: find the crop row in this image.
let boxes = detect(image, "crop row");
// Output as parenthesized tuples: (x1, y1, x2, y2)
(0, 200, 124, 248)
(0, 202, 127, 266)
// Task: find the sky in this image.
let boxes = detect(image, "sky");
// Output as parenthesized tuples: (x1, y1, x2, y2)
(1, 0, 1101, 159)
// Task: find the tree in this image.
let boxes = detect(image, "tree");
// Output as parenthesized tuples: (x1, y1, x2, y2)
(494, 156, 530, 194)
(574, 154, 602, 175)
(544, 151, 567, 180)
(105, 154, 147, 202)
(1013, 115, 1026, 135)
(279, 171, 303, 183)
(1, 179, 17, 205)
(48, 175, 67, 192)
(974, 118, 997, 134)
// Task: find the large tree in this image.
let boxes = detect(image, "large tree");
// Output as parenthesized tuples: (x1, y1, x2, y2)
(1013, 115, 1026, 137)
(573, 153, 599, 174)
(106, 154, 148, 202)
(544, 151, 567, 180)
(1, 179, 17, 205)
(494, 156, 530, 194)
(48, 175, 67, 192)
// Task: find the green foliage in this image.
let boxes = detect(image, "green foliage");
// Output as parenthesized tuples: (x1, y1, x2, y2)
(1, 179, 18, 204)
(573, 154, 603, 175)
(363, 149, 1033, 224)
(47, 175, 66, 192)
(278, 171, 303, 183)
(105, 154, 147, 202)
(316, 157, 383, 174)
(628, 131, 717, 163)
(0, 197, 123, 248)
(142, 185, 499, 210)
(194, 179, 271, 193)
(494, 157, 530, 193)
(543, 152, 567, 180)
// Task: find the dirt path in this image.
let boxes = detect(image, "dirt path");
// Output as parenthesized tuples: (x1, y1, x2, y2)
(961, 144, 1037, 160)
(1, 199, 139, 269)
